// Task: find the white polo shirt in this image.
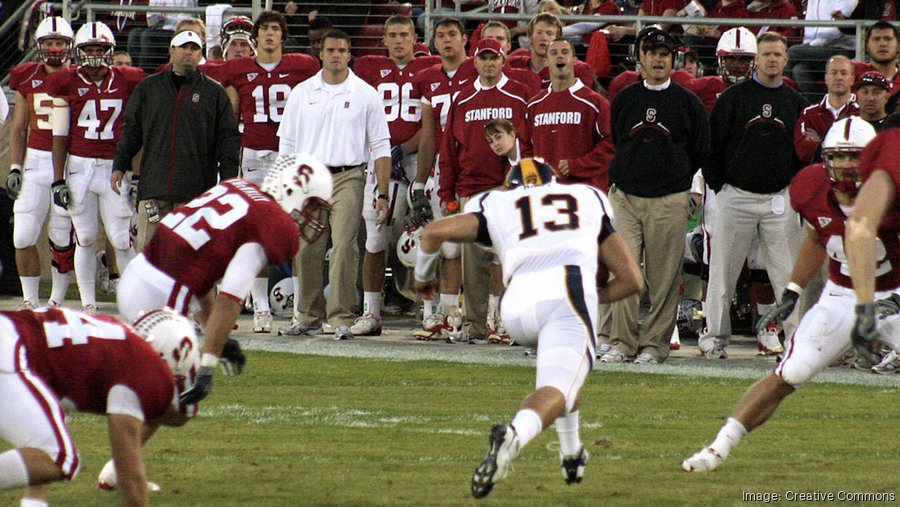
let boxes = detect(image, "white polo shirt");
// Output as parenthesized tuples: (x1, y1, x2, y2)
(277, 68, 391, 167)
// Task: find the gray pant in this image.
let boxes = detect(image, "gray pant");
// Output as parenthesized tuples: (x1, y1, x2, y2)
(700, 184, 802, 350)
(608, 187, 690, 361)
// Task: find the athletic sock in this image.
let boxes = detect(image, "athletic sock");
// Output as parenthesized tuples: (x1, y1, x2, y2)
(510, 408, 543, 452)
(363, 291, 382, 319)
(709, 417, 747, 459)
(251, 278, 270, 313)
(555, 410, 582, 457)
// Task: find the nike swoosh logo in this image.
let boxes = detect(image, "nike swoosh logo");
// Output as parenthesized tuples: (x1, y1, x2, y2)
(69, 171, 79, 174)
(108, 88, 118, 93)
(458, 79, 468, 84)
(279, 73, 290, 78)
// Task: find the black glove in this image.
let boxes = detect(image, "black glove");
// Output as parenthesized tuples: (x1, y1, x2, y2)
(179, 365, 214, 405)
(851, 303, 882, 365)
(874, 293, 900, 320)
(390, 145, 408, 181)
(6, 168, 22, 200)
(219, 337, 246, 376)
(129, 174, 139, 209)
(755, 287, 800, 334)
(51, 179, 70, 209)
(410, 188, 433, 222)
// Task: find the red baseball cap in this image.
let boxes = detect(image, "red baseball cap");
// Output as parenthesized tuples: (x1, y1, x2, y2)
(474, 38, 505, 57)
(413, 42, 431, 57)
(854, 71, 891, 92)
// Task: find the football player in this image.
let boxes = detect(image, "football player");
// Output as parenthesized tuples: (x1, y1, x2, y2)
(7, 16, 76, 309)
(414, 158, 642, 497)
(47, 21, 143, 313)
(350, 14, 440, 336)
(0, 306, 199, 507)
(118, 154, 332, 405)
(505, 13, 596, 90)
(221, 10, 320, 333)
(683, 117, 900, 473)
(221, 15, 256, 60)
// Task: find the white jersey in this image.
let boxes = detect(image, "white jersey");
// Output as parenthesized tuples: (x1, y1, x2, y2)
(469, 182, 615, 285)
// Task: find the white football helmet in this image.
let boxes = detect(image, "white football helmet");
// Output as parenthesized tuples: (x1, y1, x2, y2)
(396, 222, 424, 268)
(406, 176, 435, 210)
(132, 308, 199, 378)
(35, 16, 74, 66)
(75, 21, 116, 68)
(716, 27, 757, 84)
(221, 15, 256, 58)
(261, 153, 333, 243)
(821, 117, 877, 197)
(268, 277, 294, 318)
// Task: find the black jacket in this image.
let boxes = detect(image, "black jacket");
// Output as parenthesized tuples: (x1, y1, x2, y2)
(114, 67, 240, 202)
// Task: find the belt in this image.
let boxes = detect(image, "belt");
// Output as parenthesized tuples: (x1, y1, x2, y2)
(328, 164, 362, 174)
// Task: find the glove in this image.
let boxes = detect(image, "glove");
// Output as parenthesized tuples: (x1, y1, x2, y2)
(874, 293, 900, 320)
(129, 174, 139, 209)
(755, 287, 800, 334)
(6, 167, 22, 200)
(219, 337, 246, 376)
(179, 365, 214, 405)
(851, 303, 882, 366)
(390, 145, 408, 181)
(51, 179, 70, 209)
(410, 188, 433, 222)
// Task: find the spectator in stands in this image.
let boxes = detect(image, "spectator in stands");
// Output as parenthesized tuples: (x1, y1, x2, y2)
(277, 29, 391, 341)
(748, 0, 799, 41)
(794, 55, 858, 165)
(485, 0, 539, 50)
(681, 0, 750, 64)
(701, 32, 809, 359)
(602, 27, 709, 364)
(786, 0, 858, 101)
(855, 71, 893, 130)
(603, 0, 683, 42)
(682, 46, 703, 77)
(526, 38, 613, 191)
(130, 0, 199, 72)
(113, 30, 239, 249)
(438, 38, 531, 344)
(561, 0, 620, 46)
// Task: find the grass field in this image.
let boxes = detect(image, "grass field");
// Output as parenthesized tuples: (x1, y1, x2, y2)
(2, 350, 899, 506)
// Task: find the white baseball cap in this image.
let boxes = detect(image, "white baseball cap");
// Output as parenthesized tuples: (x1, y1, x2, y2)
(171, 30, 203, 48)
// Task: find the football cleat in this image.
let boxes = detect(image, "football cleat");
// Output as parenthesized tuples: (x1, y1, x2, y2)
(16, 300, 36, 311)
(350, 314, 382, 336)
(560, 446, 589, 485)
(82, 304, 98, 314)
(471, 424, 520, 499)
(487, 322, 511, 345)
(872, 349, 900, 375)
(253, 310, 272, 333)
(682, 447, 725, 472)
(97, 459, 162, 492)
(278, 316, 321, 336)
(599, 348, 627, 363)
(669, 326, 681, 351)
(756, 322, 784, 355)
(414, 308, 462, 341)
(701, 343, 728, 359)
(46, 299, 61, 308)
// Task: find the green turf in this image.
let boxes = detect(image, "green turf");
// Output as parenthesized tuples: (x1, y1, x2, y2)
(2, 352, 898, 506)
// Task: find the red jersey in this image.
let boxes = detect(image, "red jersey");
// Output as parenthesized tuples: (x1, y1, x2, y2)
(10, 308, 175, 418)
(9, 62, 71, 152)
(608, 70, 694, 102)
(793, 97, 859, 165)
(641, 0, 685, 16)
(45, 65, 145, 159)
(222, 54, 320, 151)
(526, 80, 614, 191)
(415, 60, 480, 151)
(790, 164, 900, 290)
(860, 128, 900, 212)
(751, 1, 799, 38)
(355, 55, 441, 146)
(145, 179, 300, 297)
(685, 75, 730, 112)
(708, 1, 750, 34)
(438, 75, 529, 200)
(853, 62, 900, 97)
(506, 55, 596, 90)
(199, 60, 228, 83)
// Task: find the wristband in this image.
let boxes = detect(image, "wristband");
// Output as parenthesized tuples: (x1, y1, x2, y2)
(414, 248, 440, 282)
(10, 164, 21, 172)
(377, 194, 389, 200)
(786, 282, 803, 295)
(201, 353, 220, 368)
(412, 182, 426, 191)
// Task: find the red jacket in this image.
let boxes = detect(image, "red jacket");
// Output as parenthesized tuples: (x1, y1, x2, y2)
(793, 95, 859, 165)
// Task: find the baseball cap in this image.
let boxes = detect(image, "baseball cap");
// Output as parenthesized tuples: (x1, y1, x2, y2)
(475, 38, 505, 57)
(413, 42, 431, 57)
(640, 28, 678, 53)
(854, 71, 891, 92)
(171, 30, 203, 48)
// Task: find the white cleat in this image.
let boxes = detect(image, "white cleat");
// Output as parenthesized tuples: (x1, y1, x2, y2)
(350, 313, 382, 336)
(97, 459, 161, 492)
(253, 310, 272, 333)
(682, 447, 725, 472)
(756, 322, 784, 355)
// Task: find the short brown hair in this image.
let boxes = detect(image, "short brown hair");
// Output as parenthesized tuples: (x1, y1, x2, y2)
(321, 29, 352, 49)
(756, 31, 787, 49)
(481, 21, 511, 41)
(483, 118, 516, 138)
(253, 10, 288, 42)
(385, 14, 415, 32)
(175, 18, 207, 41)
(527, 13, 563, 38)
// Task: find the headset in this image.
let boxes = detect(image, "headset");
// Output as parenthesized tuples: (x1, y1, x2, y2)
(628, 25, 685, 70)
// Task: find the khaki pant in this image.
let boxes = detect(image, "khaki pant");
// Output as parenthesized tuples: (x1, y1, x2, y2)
(459, 192, 499, 339)
(136, 199, 183, 251)
(296, 167, 365, 327)
(608, 187, 690, 361)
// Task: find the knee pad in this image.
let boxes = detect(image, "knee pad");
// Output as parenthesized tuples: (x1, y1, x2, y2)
(12, 216, 42, 249)
(47, 215, 73, 247)
(50, 241, 76, 273)
(441, 241, 461, 260)
(364, 219, 391, 254)
(109, 229, 133, 251)
(776, 360, 814, 388)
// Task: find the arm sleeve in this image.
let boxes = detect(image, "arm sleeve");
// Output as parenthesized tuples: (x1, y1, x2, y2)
(567, 97, 614, 185)
(793, 110, 818, 166)
(278, 88, 300, 155)
(703, 92, 729, 192)
(366, 90, 392, 160)
(114, 82, 145, 174)
(215, 86, 240, 179)
(219, 242, 268, 300)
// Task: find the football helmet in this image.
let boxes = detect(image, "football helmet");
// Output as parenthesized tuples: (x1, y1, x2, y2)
(821, 117, 877, 197)
(406, 176, 435, 210)
(261, 153, 333, 243)
(716, 27, 757, 84)
(74, 21, 116, 68)
(268, 277, 294, 318)
(132, 307, 199, 378)
(505, 157, 556, 189)
(35, 16, 74, 66)
(397, 221, 425, 268)
(221, 15, 256, 58)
